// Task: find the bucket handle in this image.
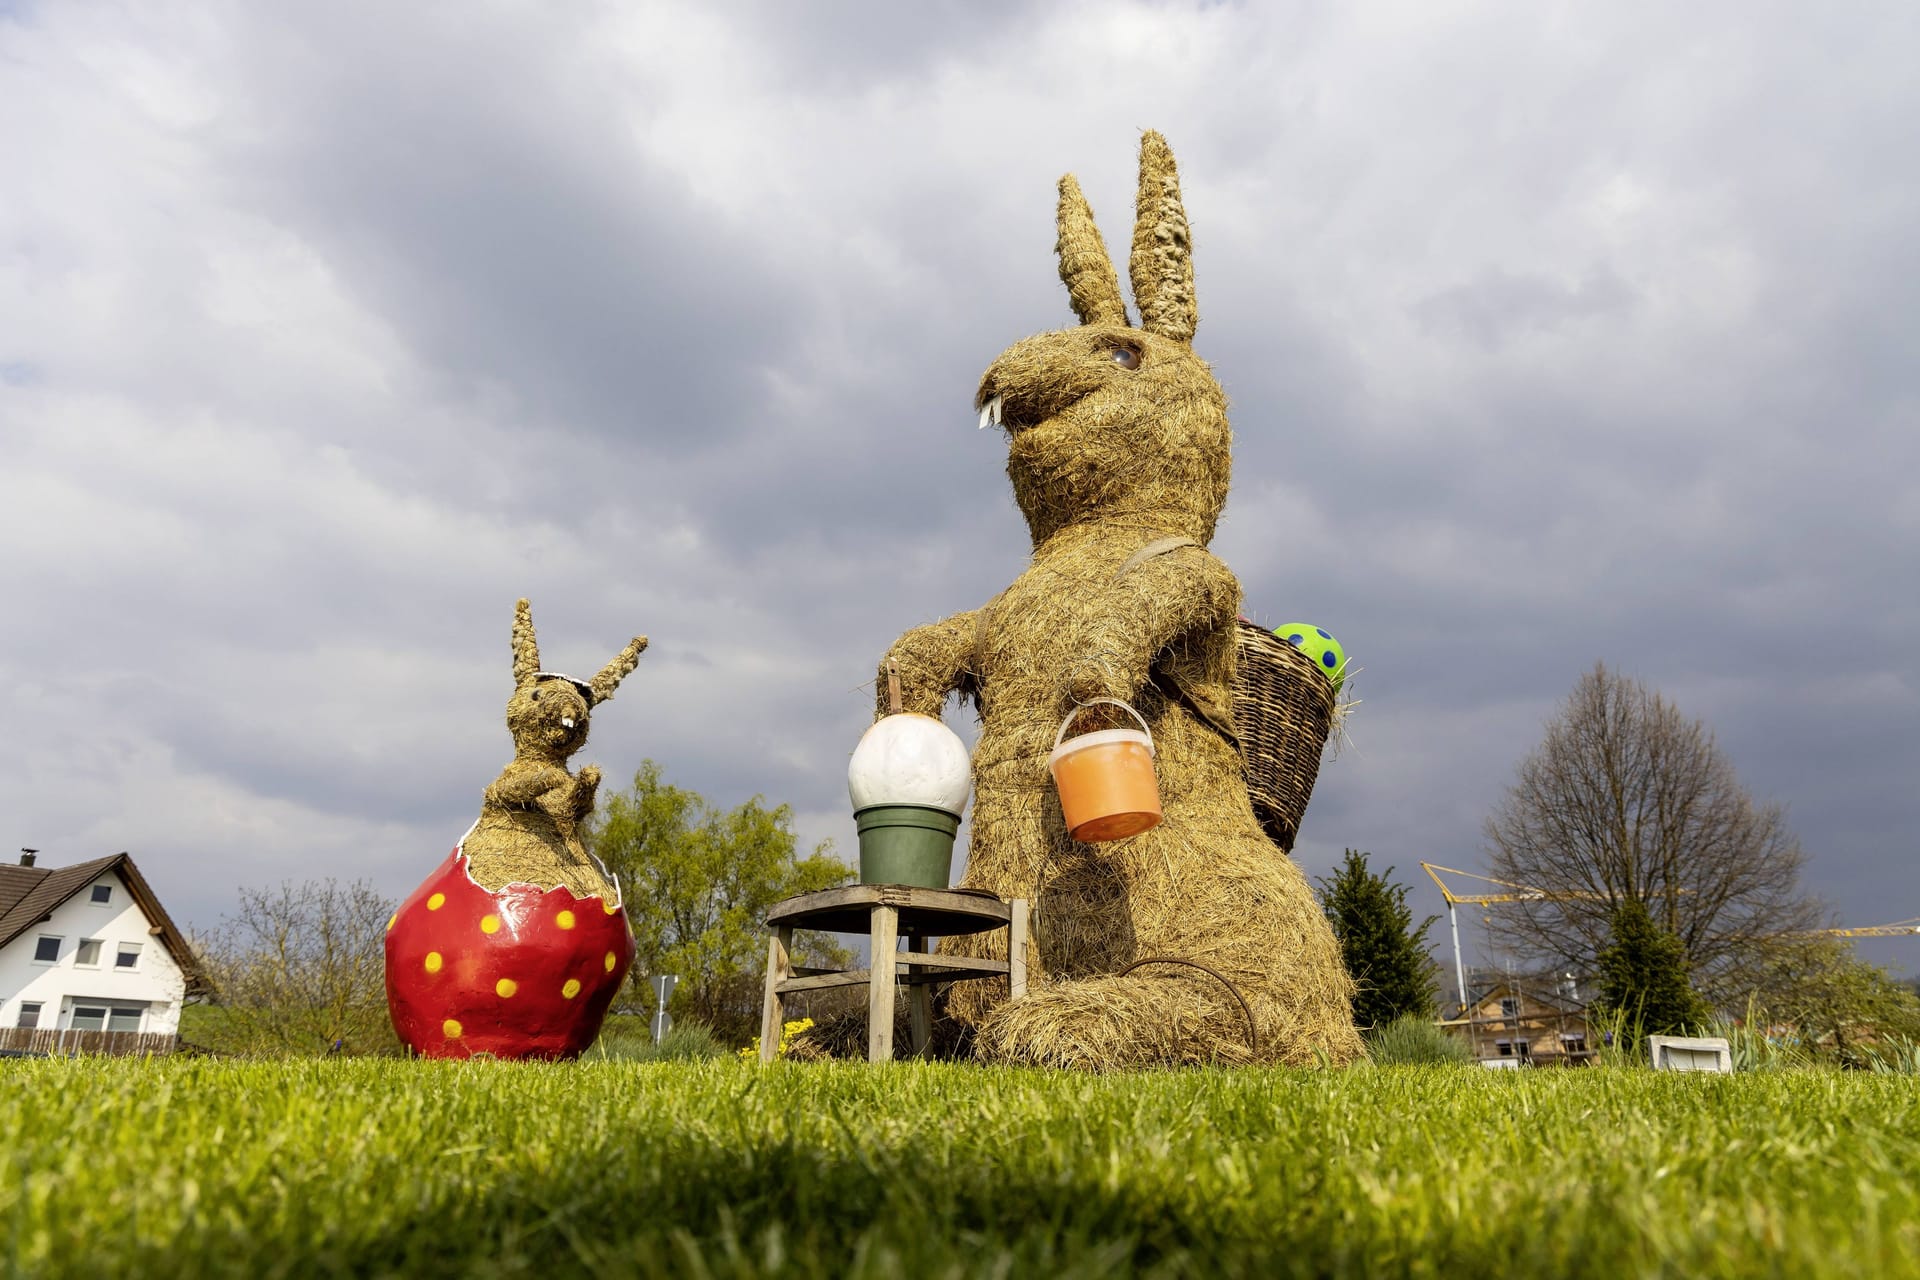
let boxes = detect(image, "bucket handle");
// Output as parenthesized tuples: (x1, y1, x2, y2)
(1054, 698, 1155, 756)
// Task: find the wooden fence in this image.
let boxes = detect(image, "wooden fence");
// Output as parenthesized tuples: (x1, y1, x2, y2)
(0, 1027, 178, 1057)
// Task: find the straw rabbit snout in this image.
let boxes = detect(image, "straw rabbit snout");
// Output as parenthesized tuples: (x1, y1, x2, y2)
(981, 321, 1230, 548)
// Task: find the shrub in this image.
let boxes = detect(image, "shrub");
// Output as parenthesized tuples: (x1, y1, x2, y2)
(1366, 1015, 1473, 1065)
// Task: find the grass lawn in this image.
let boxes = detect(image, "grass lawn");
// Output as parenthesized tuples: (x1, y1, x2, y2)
(4, 1056, 1917, 1278)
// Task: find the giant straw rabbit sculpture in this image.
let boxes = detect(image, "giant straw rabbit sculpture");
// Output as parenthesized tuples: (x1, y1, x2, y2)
(879, 133, 1362, 1068)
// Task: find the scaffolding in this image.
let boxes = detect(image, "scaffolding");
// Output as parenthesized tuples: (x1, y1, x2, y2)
(1419, 862, 1612, 1010)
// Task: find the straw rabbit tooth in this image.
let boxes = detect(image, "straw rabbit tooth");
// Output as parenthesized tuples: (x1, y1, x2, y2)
(977, 394, 1004, 430)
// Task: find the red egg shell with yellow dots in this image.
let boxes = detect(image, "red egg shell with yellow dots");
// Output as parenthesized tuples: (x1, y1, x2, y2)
(384, 846, 635, 1059)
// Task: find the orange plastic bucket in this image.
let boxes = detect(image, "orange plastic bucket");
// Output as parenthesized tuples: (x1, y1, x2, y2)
(1048, 699, 1162, 842)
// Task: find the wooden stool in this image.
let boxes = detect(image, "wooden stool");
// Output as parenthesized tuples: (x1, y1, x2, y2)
(758, 884, 1030, 1063)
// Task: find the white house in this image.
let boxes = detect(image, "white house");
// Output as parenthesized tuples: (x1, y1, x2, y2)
(0, 850, 202, 1050)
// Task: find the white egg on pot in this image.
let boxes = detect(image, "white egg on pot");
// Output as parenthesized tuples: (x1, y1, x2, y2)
(848, 712, 973, 816)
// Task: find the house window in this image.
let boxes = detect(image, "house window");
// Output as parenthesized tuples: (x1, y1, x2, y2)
(1499, 997, 1520, 1019)
(66, 1004, 142, 1033)
(33, 935, 61, 963)
(1496, 1040, 1513, 1056)
(90, 884, 113, 905)
(16, 1002, 41, 1029)
(1515, 1040, 1532, 1061)
(1561, 1034, 1587, 1054)
(116, 943, 142, 970)
(75, 938, 103, 968)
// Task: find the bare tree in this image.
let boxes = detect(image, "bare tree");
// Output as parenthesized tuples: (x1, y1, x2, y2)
(1485, 662, 1819, 1003)
(194, 879, 398, 1055)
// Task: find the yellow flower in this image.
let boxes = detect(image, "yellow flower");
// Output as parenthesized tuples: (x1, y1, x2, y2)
(740, 1017, 816, 1060)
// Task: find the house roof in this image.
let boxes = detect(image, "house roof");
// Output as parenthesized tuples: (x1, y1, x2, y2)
(1446, 972, 1589, 1021)
(0, 853, 204, 992)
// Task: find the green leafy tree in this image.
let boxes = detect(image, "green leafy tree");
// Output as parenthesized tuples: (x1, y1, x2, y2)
(1732, 932, 1920, 1058)
(1317, 849, 1438, 1031)
(1595, 899, 1709, 1043)
(586, 760, 853, 1043)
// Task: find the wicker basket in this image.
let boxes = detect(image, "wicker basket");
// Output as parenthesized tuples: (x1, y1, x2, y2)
(1232, 620, 1336, 853)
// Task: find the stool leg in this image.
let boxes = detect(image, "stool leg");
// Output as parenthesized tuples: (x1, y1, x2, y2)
(908, 935, 931, 1057)
(1009, 898, 1030, 1000)
(759, 925, 792, 1065)
(868, 905, 898, 1063)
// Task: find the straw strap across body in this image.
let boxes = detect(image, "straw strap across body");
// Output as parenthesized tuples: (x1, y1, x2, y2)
(968, 535, 1238, 749)
(968, 535, 1335, 852)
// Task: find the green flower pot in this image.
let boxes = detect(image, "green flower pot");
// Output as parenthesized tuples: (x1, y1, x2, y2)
(854, 804, 960, 889)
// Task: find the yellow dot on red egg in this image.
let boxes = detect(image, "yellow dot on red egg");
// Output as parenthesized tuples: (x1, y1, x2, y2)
(555, 910, 576, 930)
(604, 901, 618, 915)
(603, 951, 617, 973)
(496, 978, 518, 998)
(424, 952, 443, 974)
(480, 915, 501, 934)
(442, 1019, 462, 1038)
(386, 914, 396, 932)
(562, 979, 581, 999)
(427, 893, 446, 910)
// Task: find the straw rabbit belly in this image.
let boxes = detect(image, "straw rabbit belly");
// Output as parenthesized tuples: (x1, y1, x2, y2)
(879, 133, 1361, 1070)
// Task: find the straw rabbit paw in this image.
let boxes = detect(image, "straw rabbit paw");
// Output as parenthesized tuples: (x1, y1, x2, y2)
(534, 769, 599, 830)
(570, 765, 603, 818)
(881, 620, 974, 716)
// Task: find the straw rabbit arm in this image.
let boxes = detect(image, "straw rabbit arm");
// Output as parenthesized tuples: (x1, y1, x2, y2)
(879, 609, 982, 718)
(1063, 548, 1239, 705)
(484, 761, 574, 808)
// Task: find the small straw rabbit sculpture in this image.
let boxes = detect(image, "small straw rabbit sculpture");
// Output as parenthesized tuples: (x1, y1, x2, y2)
(384, 599, 646, 1059)
(879, 133, 1362, 1069)
(461, 598, 648, 900)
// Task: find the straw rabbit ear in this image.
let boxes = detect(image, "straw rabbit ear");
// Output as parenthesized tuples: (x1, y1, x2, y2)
(1129, 130, 1197, 343)
(588, 635, 648, 706)
(1056, 174, 1130, 327)
(511, 598, 540, 687)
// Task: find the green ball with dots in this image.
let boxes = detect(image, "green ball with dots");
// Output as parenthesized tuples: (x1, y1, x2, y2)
(1274, 623, 1346, 693)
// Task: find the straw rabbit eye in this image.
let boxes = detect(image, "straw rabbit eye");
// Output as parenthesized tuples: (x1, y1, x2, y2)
(531, 691, 541, 701)
(1110, 345, 1141, 370)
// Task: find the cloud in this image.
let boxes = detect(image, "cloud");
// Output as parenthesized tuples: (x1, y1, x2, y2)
(1414, 266, 1636, 350)
(2, 0, 1917, 978)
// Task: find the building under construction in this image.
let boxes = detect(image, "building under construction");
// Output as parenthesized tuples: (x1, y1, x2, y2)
(1440, 967, 1596, 1066)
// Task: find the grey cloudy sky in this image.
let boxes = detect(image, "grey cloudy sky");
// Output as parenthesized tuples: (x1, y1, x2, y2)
(4, 1, 1917, 978)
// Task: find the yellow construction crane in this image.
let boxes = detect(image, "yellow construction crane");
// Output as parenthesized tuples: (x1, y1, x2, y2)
(1420, 862, 1600, 1010)
(1422, 861, 1918, 1007)
(1820, 919, 1920, 938)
